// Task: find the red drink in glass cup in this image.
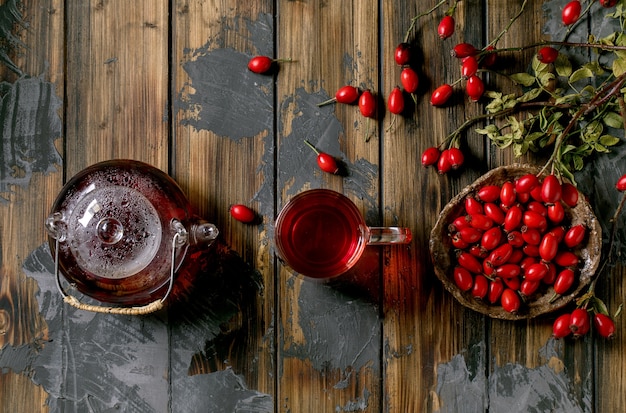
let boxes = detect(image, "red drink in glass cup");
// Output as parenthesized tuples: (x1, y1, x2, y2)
(274, 189, 412, 279)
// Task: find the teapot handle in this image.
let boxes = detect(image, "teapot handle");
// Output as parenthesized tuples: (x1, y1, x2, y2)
(52, 233, 181, 315)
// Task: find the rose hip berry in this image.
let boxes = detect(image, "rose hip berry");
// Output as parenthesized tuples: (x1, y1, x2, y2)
(501, 288, 521, 313)
(431, 84, 454, 106)
(461, 56, 479, 79)
(593, 313, 616, 338)
(466, 75, 485, 101)
(421, 147, 441, 167)
(358, 90, 377, 118)
(304, 140, 339, 174)
(616, 173, 626, 191)
(318, 85, 360, 106)
(447, 147, 465, 169)
(394, 42, 411, 65)
(569, 308, 590, 336)
(562, 1, 582, 26)
(438, 15, 455, 39)
(537, 46, 559, 64)
(387, 86, 405, 114)
(229, 204, 257, 223)
(247, 56, 274, 74)
(400, 67, 420, 94)
(553, 313, 572, 338)
(452, 42, 478, 58)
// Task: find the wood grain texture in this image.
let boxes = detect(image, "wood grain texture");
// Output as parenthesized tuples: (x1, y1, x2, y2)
(1, 0, 626, 412)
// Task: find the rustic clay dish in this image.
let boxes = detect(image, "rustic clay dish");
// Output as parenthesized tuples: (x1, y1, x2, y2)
(429, 164, 602, 320)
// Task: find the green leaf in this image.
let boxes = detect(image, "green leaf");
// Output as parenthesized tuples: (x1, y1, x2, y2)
(603, 111, 624, 129)
(509, 72, 536, 87)
(539, 72, 556, 87)
(518, 87, 542, 102)
(599, 134, 621, 147)
(532, 55, 549, 74)
(555, 54, 572, 77)
(583, 120, 603, 142)
(569, 66, 594, 83)
(612, 57, 626, 77)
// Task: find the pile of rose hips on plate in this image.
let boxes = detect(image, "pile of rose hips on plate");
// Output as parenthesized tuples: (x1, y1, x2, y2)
(446, 170, 586, 315)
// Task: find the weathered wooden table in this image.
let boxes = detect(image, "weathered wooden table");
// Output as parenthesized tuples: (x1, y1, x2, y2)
(2, 0, 625, 411)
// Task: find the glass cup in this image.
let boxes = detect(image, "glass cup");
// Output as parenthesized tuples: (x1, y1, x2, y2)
(274, 189, 412, 279)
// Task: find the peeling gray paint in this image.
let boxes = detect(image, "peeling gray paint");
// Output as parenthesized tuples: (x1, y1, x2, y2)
(433, 341, 589, 413)
(0, 76, 63, 199)
(176, 13, 275, 142)
(282, 280, 380, 375)
(8, 242, 269, 412)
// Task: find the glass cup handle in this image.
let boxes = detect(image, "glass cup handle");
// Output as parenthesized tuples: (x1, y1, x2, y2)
(367, 227, 412, 245)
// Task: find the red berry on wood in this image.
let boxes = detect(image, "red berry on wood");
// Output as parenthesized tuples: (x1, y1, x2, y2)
(394, 42, 411, 65)
(452, 42, 478, 58)
(438, 15, 455, 39)
(447, 147, 465, 169)
(553, 313, 572, 338)
(461, 56, 479, 78)
(358, 90, 377, 118)
(593, 313, 616, 338)
(304, 140, 339, 174)
(421, 147, 441, 167)
(400, 67, 420, 93)
(465, 75, 485, 101)
(570, 308, 590, 336)
(318, 85, 360, 106)
(430, 84, 453, 106)
(229, 204, 257, 223)
(387, 86, 405, 114)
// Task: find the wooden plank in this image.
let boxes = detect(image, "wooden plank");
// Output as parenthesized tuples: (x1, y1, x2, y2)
(0, 0, 64, 411)
(381, 1, 488, 411)
(64, 1, 169, 173)
(171, 0, 276, 409)
(58, 2, 171, 411)
(276, 0, 381, 411)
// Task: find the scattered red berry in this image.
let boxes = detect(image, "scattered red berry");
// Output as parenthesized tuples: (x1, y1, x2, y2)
(358, 90, 377, 118)
(438, 15, 455, 39)
(387, 86, 405, 114)
(431, 84, 453, 106)
(553, 313, 572, 338)
(437, 149, 452, 174)
(400, 67, 420, 93)
(616, 173, 626, 191)
(229, 204, 256, 223)
(304, 140, 339, 174)
(569, 308, 590, 336)
(537, 46, 559, 64)
(562, 1, 582, 26)
(247, 56, 274, 74)
(461, 56, 479, 78)
(421, 147, 441, 167)
(318, 85, 360, 106)
(452, 42, 478, 58)
(593, 313, 616, 338)
(560, 182, 579, 207)
(394, 42, 411, 65)
(466, 75, 485, 101)
(447, 147, 465, 169)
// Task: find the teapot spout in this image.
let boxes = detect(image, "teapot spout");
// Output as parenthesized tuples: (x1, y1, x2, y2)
(190, 221, 219, 246)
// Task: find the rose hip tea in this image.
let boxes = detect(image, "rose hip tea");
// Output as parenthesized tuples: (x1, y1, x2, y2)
(274, 189, 411, 279)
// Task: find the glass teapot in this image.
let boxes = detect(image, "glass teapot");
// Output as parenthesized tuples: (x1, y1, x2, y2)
(45, 160, 219, 314)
